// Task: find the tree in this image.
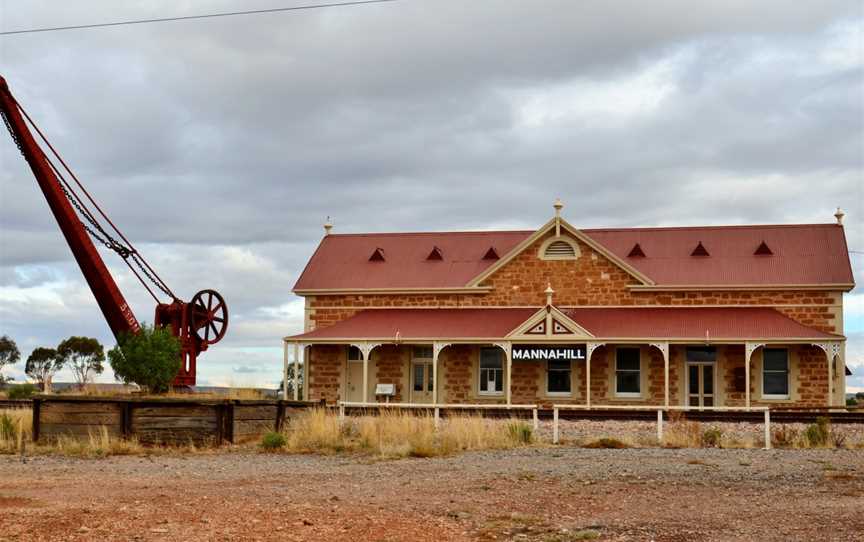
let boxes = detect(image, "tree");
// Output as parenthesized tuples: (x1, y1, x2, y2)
(0, 335, 20, 384)
(57, 336, 105, 389)
(25, 347, 63, 391)
(108, 324, 181, 394)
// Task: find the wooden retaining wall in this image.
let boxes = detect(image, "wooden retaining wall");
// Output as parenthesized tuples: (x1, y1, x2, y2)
(32, 396, 321, 445)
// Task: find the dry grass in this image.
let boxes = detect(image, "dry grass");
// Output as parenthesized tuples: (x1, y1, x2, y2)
(279, 409, 534, 458)
(0, 408, 31, 454)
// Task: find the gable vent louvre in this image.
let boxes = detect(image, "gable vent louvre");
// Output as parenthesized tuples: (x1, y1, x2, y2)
(369, 247, 386, 262)
(544, 240, 576, 258)
(754, 241, 773, 256)
(427, 246, 444, 261)
(627, 243, 646, 258)
(690, 242, 709, 257)
(483, 246, 500, 260)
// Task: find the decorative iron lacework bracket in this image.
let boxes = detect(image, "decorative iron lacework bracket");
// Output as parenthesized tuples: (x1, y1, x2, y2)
(351, 342, 382, 360)
(432, 341, 452, 360)
(586, 342, 605, 359)
(811, 342, 842, 361)
(649, 342, 669, 361)
(745, 342, 765, 363)
(492, 342, 512, 356)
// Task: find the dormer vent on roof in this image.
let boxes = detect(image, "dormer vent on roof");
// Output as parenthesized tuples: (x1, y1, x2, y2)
(483, 247, 500, 260)
(691, 242, 710, 257)
(369, 247, 386, 262)
(627, 243, 646, 258)
(427, 246, 444, 261)
(754, 241, 773, 256)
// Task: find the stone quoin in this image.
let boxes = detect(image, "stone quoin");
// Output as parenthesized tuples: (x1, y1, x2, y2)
(283, 201, 854, 410)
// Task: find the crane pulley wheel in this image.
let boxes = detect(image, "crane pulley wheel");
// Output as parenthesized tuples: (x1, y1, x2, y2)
(189, 289, 228, 345)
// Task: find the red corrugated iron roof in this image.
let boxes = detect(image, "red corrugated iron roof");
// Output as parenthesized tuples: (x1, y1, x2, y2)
(290, 308, 538, 340)
(288, 307, 840, 341)
(564, 307, 840, 339)
(293, 231, 533, 290)
(582, 224, 854, 286)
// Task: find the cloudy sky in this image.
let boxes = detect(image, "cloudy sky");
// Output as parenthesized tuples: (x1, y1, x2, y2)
(1, 1, 862, 391)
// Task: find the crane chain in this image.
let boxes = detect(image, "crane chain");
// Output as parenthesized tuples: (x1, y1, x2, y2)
(3, 107, 174, 299)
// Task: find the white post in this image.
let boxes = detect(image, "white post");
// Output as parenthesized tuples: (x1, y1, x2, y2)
(434, 407, 440, 429)
(339, 402, 345, 423)
(586, 352, 591, 409)
(293, 342, 300, 401)
(432, 344, 439, 406)
(505, 346, 513, 405)
(553, 407, 559, 444)
(827, 351, 834, 409)
(745, 355, 752, 411)
(362, 344, 369, 404)
(764, 410, 771, 450)
(664, 352, 670, 408)
(282, 340, 290, 400)
(657, 409, 664, 443)
(532, 408, 539, 431)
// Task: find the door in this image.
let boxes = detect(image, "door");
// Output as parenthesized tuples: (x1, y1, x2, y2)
(687, 363, 714, 408)
(411, 362, 434, 404)
(346, 361, 364, 402)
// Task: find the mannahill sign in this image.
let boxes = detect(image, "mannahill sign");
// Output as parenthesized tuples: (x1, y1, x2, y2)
(512, 345, 586, 361)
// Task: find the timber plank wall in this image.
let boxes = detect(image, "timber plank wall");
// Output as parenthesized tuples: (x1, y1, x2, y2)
(32, 395, 321, 445)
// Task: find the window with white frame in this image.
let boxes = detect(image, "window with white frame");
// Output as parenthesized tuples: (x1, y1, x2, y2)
(762, 348, 790, 398)
(615, 348, 641, 396)
(479, 347, 504, 395)
(547, 359, 571, 395)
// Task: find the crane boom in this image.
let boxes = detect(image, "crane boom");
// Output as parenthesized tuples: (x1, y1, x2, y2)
(1, 75, 228, 387)
(0, 76, 140, 337)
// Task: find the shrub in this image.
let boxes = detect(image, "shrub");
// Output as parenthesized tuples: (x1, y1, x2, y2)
(108, 324, 181, 393)
(261, 431, 286, 451)
(0, 413, 14, 441)
(507, 421, 533, 444)
(772, 425, 800, 448)
(702, 427, 723, 448)
(804, 417, 831, 447)
(7, 383, 36, 400)
(583, 437, 629, 449)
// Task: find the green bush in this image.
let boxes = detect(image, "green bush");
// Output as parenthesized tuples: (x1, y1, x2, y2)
(261, 431, 286, 451)
(702, 427, 723, 448)
(7, 383, 36, 400)
(507, 422, 533, 444)
(804, 417, 831, 447)
(108, 324, 181, 393)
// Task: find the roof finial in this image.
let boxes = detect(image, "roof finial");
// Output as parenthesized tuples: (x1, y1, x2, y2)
(553, 198, 563, 237)
(545, 282, 555, 306)
(835, 207, 845, 226)
(324, 216, 333, 236)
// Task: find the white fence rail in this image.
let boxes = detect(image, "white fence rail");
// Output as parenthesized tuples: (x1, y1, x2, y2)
(552, 404, 772, 449)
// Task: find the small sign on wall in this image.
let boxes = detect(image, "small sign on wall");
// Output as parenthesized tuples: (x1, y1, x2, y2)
(512, 345, 586, 361)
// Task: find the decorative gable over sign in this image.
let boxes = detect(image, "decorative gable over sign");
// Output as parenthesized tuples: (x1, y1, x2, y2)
(507, 306, 594, 340)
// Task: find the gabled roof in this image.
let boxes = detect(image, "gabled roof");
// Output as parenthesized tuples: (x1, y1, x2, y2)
(293, 231, 532, 291)
(293, 222, 854, 292)
(287, 307, 841, 341)
(582, 224, 853, 287)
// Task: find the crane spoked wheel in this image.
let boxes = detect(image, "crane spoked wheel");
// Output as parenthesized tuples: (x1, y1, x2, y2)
(189, 289, 228, 345)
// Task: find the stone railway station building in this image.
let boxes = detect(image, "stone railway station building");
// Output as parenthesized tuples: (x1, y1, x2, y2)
(285, 202, 854, 410)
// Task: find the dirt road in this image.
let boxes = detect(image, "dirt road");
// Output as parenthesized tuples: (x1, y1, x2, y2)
(1, 447, 862, 541)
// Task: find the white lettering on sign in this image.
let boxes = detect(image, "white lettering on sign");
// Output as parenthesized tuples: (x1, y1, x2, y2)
(512, 345, 586, 361)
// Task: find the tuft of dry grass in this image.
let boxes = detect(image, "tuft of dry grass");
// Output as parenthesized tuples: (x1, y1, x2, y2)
(582, 437, 630, 449)
(663, 411, 703, 448)
(279, 409, 534, 458)
(0, 409, 31, 454)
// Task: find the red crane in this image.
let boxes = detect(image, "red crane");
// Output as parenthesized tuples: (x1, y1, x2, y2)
(0, 75, 227, 387)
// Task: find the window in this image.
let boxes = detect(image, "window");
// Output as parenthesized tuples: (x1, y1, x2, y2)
(686, 346, 716, 362)
(615, 348, 641, 397)
(547, 359, 571, 395)
(413, 346, 433, 359)
(762, 348, 789, 398)
(479, 347, 504, 395)
(538, 237, 580, 260)
(347, 346, 362, 361)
